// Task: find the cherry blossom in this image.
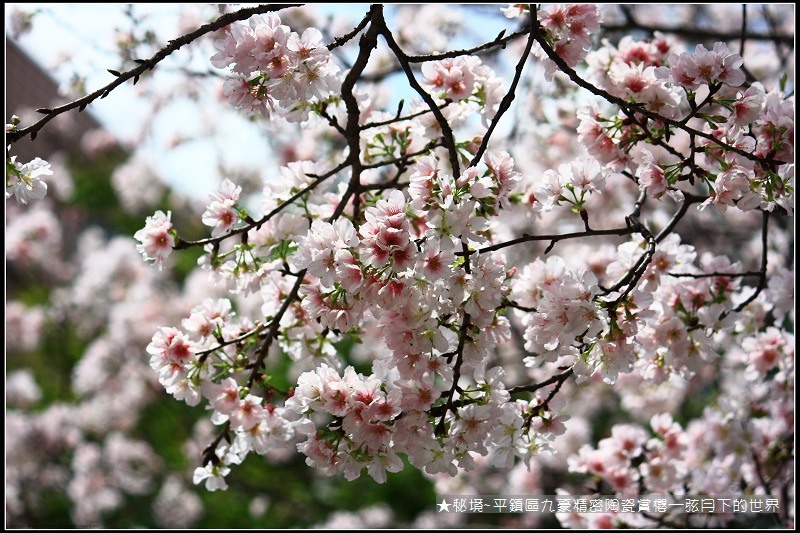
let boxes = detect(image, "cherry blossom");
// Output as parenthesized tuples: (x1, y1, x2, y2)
(134, 210, 175, 270)
(5, 3, 794, 528)
(6, 155, 51, 205)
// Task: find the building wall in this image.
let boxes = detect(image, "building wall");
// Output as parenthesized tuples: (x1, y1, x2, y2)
(6, 36, 106, 163)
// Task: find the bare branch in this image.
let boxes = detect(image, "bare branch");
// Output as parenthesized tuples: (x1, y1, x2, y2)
(460, 226, 637, 256)
(469, 17, 535, 167)
(405, 28, 529, 63)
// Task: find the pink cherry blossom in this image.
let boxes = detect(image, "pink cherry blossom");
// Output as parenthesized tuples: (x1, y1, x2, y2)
(134, 211, 175, 270)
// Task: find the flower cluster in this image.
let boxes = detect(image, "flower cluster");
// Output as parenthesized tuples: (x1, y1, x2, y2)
(211, 13, 341, 121)
(657, 42, 746, 90)
(146, 150, 547, 486)
(130, 5, 796, 503)
(134, 210, 175, 271)
(420, 55, 505, 126)
(202, 178, 243, 236)
(576, 29, 794, 213)
(8, 3, 794, 529)
(527, 4, 603, 81)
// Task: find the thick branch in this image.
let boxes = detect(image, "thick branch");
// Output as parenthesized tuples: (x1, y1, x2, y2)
(329, 5, 383, 222)
(654, 192, 706, 243)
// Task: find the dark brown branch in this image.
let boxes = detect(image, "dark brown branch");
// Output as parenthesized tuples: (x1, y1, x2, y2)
(359, 102, 451, 130)
(239, 13, 388, 392)
(459, 226, 637, 256)
(201, 421, 231, 466)
(196, 322, 266, 361)
(750, 446, 772, 493)
(378, 15, 462, 178)
(245, 271, 305, 389)
(732, 210, 769, 313)
(327, 8, 373, 50)
(432, 310, 471, 433)
(241, 10, 389, 392)
(600, 22, 793, 46)
(679, 82, 723, 127)
(654, 192, 706, 243)
(502, 299, 537, 313)
(602, 218, 657, 304)
(426, 365, 575, 420)
(739, 5, 748, 58)
(328, 5, 383, 223)
(405, 28, 529, 63)
(469, 17, 535, 167)
(508, 367, 574, 396)
(667, 271, 763, 279)
(361, 140, 441, 170)
(356, 25, 531, 82)
(631, 189, 647, 220)
(318, 107, 347, 137)
(530, 368, 574, 412)
(8, 4, 303, 144)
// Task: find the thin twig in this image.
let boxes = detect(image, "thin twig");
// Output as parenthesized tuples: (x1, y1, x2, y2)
(245, 271, 305, 389)
(405, 28, 529, 63)
(600, 22, 792, 45)
(174, 159, 349, 250)
(327, 8, 373, 50)
(459, 226, 637, 256)
(508, 367, 574, 396)
(196, 323, 266, 361)
(731, 210, 770, 313)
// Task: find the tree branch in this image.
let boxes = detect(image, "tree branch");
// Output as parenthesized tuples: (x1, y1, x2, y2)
(600, 22, 793, 46)
(378, 15, 462, 178)
(8, 4, 303, 144)
(508, 367, 574, 396)
(459, 226, 637, 256)
(328, 5, 383, 223)
(173, 158, 348, 250)
(405, 28, 529, 63)
(469, 17, 535, 167)
(732, 210, 770, 313)
(245, 271, 305, 389)
(531, 13, 782, 168)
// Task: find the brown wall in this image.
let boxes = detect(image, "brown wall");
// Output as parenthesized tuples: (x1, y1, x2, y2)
(6, 37, 105, 162)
